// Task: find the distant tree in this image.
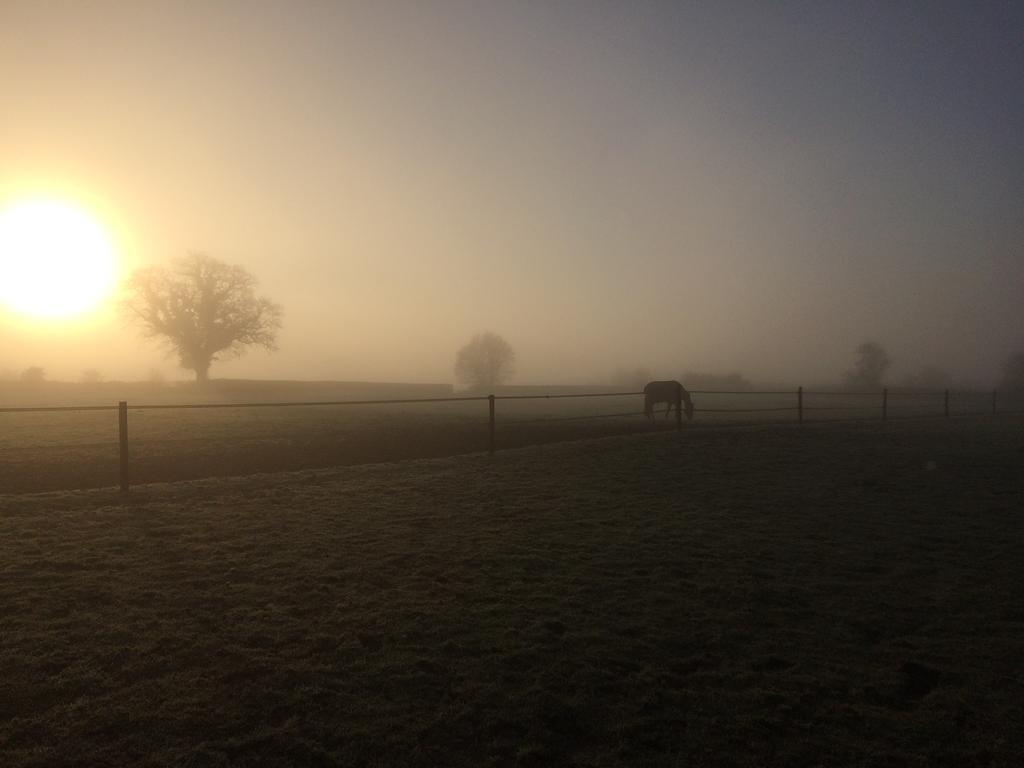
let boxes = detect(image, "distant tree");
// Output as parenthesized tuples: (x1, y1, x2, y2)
(80, 369, 105, 384)
(20, 366, 46, 384)
(124, 253, 283, 383)
(683, 371, 754, 392)
(845, 341, 890, 390)
(146, 368, 167, 385)
(611, 366, 653, 390)
(1001, 352, 1024, 392)
(900, 366, 951, 391)
(455, 332, 515, 390)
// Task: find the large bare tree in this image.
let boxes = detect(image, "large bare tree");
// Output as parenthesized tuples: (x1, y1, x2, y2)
(455, 332, 515, 390)
(124, 253, 283, 382)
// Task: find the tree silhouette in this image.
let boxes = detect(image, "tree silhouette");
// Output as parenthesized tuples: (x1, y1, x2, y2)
(845, 341, 891, 390)
(124, 253, 283, 383)
(455, 332, 515, 390)
(20, 366, 46, 384)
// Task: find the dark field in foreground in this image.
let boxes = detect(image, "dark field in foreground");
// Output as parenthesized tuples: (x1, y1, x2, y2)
(2, 418, 1022, 766)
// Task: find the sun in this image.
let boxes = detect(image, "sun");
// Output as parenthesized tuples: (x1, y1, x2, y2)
(0, 198, 119, 318)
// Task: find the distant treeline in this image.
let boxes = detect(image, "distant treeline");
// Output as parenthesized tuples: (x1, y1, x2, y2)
(0, 379, 454, 408)
(610, 367, 759, 392)
(681, 372, 755, 392)
(467, 384, 633, 396)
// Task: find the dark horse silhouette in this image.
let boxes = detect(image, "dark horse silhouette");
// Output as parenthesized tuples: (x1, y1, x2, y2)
(644, 380, 694, 421)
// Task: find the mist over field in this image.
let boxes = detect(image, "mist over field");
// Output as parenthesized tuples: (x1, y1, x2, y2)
(5, 6, 1024, 766)
(2, 0, 1022, 390)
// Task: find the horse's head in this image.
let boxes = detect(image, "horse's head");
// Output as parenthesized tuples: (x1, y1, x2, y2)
(683, 394, 695, 421)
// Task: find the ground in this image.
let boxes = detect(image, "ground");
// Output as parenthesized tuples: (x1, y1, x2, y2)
(1, 417, 1022, 766)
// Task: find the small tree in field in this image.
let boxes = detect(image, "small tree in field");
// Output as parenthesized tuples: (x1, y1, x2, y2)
(845, 341, 890, 390)
(124, 253, 283, 382)
(20, 366, 46, 384)
(455, 332, 515, 390)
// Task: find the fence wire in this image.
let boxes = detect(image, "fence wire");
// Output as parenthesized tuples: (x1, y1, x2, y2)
(689, 390, 792, 396)
(496, 391, 640, 400)
(504, 410, 649, 425)
(695, 406, 798, 413)
(1, 385, 1013, 494)
(128, 395, 490, 410)
(804, 405, 881, 411)
(803, 390, 888, 397)
(0, 404, 119, 414)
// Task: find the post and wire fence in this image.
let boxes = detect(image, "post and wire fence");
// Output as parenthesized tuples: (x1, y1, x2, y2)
(0, 385, 1013, 493)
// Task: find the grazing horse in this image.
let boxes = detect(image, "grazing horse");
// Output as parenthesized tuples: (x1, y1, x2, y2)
(644, 380, 694, 421)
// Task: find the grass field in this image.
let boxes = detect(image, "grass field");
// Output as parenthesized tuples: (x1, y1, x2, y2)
(1, 397, 666, 494)
(2, 416, 1022, 766)
(1, 384, 1010, 495)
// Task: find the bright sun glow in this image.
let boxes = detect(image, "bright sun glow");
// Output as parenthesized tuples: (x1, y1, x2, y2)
(0, 199, 118, 318)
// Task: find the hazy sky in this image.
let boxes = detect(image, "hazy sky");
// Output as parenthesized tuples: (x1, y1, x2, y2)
(1, 1, 1021, 386)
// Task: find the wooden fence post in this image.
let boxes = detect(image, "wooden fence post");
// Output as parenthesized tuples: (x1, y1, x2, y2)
(118, 401, 130, 492)
(488, 395, 495, 454)
(882, 388, 888, 421)
(675, 385, 683, 432)
(944, 389, 950, 418)
(797, 386, 803, 423)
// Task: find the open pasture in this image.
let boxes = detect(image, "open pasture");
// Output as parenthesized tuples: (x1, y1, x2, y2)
(1, 387, 1008, 495)
(1, 395, 666, 494)
(2, 417, 1022, 766)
